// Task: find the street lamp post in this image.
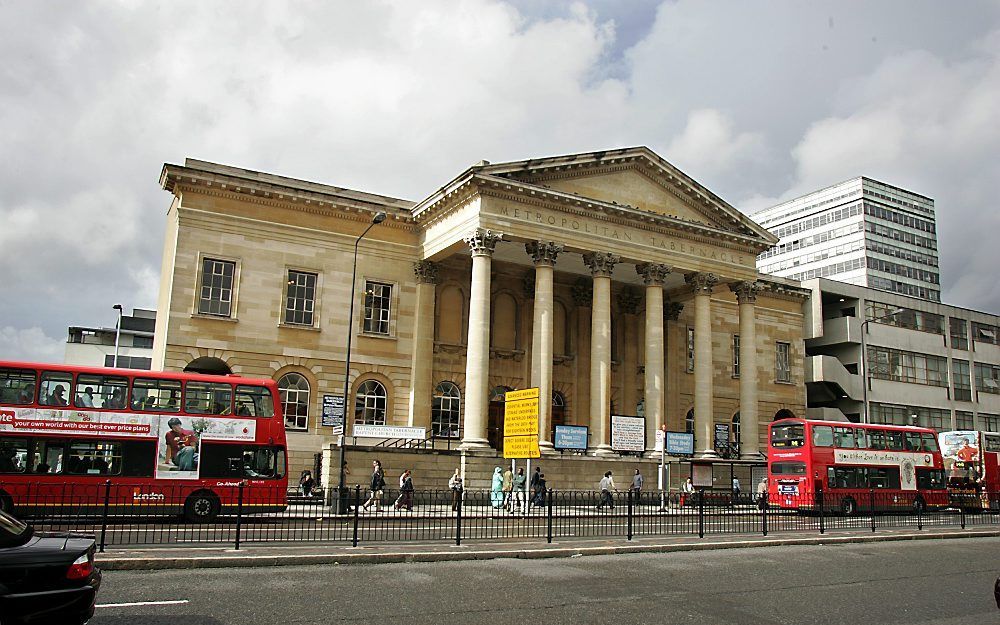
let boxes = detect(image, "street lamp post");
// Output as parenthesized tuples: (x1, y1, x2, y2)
(336, 211, 387, 514)
(859, 307, 904, 423)
(112, 304, 124, 367)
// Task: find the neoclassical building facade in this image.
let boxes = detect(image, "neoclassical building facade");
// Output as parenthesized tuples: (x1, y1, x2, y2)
(154, 147, 808, 476)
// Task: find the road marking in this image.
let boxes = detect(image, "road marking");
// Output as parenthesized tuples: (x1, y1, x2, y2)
(96, 600, 189, 608)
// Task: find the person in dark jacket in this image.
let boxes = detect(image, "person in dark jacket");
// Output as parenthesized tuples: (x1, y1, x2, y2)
(395, 469, 414, 511)
(362, 460, 385, 511)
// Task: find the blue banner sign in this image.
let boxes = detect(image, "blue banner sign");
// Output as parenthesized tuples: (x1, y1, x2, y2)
(666, 431, 694, 455)
(554, 425, 589, 450)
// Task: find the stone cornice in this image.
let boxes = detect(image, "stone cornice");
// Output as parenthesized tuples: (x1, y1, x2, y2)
(758, 278, 811, 302)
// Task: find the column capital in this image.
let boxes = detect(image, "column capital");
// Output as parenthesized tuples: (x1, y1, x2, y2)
(664, 301, 684, 321)
(464, 228, 504, 257)
(685, 272, 719, 295)
(636, 262, 672, 286)
(525, 241, 564, 267)
(583, 251, 620, 278)
(571, 277, 593, 307)
(413, 261, 440, 285)
(730, 280, 762, 304)
(617, 286, 641, 315)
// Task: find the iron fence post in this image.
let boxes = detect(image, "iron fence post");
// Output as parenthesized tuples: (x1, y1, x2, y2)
(917, 497, 923, 531)
(818, 487, 825, 535)
(546, 488, 553, 544)
(870, 488, 876, 533)
(99, 479, 111, 553)
(235, 481, 245, 551)
(627, 488, 634, 541)
(455, 487, 463, 547)
(762, 493, 768, 537)
(698, 487, 705, 539)
(352, 485, 361, 547)
(960, 502, 966, 530)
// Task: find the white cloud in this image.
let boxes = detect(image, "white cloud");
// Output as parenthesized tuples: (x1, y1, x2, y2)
(0, 327, 65, 364)
(665, 109, 769, 184)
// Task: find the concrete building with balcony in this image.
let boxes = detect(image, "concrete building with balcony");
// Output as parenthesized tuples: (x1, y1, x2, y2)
(802, 278, 1000, 432)
(64, 308, 156, 370)
(754, 177, 940, 302)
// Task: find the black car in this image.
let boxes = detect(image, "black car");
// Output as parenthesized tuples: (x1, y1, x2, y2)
(0, 510, 101, 625)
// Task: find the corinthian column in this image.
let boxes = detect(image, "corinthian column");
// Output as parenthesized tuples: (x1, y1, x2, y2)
(526, 241, 563, 453)
(637, 263, 670, 453)
(731, 280, 762, 459)
(460, 228, 503, 450)
(583, 251, 619, 455)
(407, 261, 439, 429)
(685, 272, 719, 458)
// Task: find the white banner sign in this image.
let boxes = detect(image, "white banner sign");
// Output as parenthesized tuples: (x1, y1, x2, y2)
(352, 424, 426, 440)
(610, 415, 645, 452)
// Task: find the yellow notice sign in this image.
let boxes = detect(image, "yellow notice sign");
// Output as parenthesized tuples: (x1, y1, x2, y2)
(503, 436, 541, 459)
(505, 388, 540, 402)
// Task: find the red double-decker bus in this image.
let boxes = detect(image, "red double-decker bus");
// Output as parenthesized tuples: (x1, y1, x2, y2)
(0, 361, 288, 521)
(767, 417, 947, 514)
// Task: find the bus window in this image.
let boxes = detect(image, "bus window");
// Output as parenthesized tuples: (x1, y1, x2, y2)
(869, 429, 887, 450)
(812, 426, 834, 447)
(771, 462, 806, 475)
(75, 374, 129, 409)
(904, 432, 923, 451)
(830, 466, 862, 489)
(834, 427, 856, 448)
(916, 468, 946, 490)
(921, 433, 939, 452)
(235, 385, 275, 417)
(131, 378, 182, 412)
(868, 467, 901, 489)
(886, 431, 905, 451)
(36, 441, 65, 473)
(64, 440, 122, 476)
(185, 382, 233, 415)
(0, 367, 36, 405)
(200, 443, 285, 479)
(855, 429, 870, 449)
(770, 424, 804, 447)
(0, 439, 28, 473)
(39, 371, 72, 407)
(119, 440, 156, 477)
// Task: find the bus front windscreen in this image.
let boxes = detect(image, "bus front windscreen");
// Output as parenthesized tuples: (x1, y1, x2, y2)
(771, 424, 805, 448)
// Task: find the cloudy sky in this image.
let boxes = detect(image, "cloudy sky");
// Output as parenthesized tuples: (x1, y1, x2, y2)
(3, 0, 1000, 363)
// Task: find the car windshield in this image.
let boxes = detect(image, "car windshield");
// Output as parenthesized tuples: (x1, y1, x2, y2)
(0, 509, 31, 547)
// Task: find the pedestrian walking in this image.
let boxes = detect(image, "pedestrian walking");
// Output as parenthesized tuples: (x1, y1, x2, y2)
(299, 470, 315, 497)
(732, 476, 741, 503)
(597, 471, 616, 510)
(490, 467, 504, 509)
(511, 467, 526, 512)
(502, 467, 513, 508)
(756, 477, 768, 511)
(631, 469, 643, 505)
(681, 477, 695, 506)
(530, 473, 547, 506)
(363, 460, 385, 511)
(449, 468, 463, 511)
(394, 469, 414, 511)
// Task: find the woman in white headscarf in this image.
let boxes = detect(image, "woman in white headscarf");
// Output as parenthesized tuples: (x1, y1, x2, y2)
(490, 466, 505, 508)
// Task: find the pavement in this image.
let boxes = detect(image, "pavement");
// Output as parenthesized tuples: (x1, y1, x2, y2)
(95, 525, 1000, 570)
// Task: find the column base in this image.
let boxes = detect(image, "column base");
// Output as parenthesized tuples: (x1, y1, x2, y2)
(695, 449, 719, 460)
(592, 445, 617, 457)
(539, 440, 557, 455)
(459, 438, 493, 451)
(740, 451, 765, 461)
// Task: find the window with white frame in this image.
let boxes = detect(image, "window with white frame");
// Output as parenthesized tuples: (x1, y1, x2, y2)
(956, 411, 974, 430)
(686, 327, 695, 373)
(278, 373, 310, 431)
(284, 270, 317, 326)
(363, 281, 392, 335)
(775, 342, 791, 383)
(685, 408, 695, 435)
(199, 258, 236, 317)
(731, 412, 741, 455)
(952, 359, 972, 401)
(974, 362, 1000, 394)
(355, 379, 387, 425)
(431, 381, 461, 438)
(732, 334, 740, 378)
(981, 413, 999, 432)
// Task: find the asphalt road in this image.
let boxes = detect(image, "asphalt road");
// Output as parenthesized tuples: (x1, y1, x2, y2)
(88, 536, 1000, 625)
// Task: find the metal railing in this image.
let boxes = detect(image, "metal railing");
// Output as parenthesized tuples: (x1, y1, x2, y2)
(1, 481, 997, 552)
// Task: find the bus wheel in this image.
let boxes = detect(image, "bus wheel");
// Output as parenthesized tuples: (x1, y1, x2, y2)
(184, 490, 220, 523)
(913, 496, 926, 514)
(840, 497, 857, 516)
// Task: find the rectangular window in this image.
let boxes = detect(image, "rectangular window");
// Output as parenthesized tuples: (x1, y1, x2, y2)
(132, 336, 154, 349)
(956, 411, 974, 430)
(686, 327, 695, 373)
(775, 342, 791, 383)
(952, 359, 972, 401)
(64, 440, 122, 476)
(981, 413, 1000, 432)
(199, 444, 286, 479)
(869, 429, 887, 450)
(131, 378, 182, 412)
(74, 374, 129, 409)
(973, 322, 998, 345)
(185, 382, 233, 415)
(0, 367, 36, 405)
(732, 334, 740, 378)
(284, 270, 317, 326)
(104, 355, 153, 370)
(199, 258, 236, 317)
(974, 363, 1000, 394)
(812, 425, 834, 447)
(39, 371, 72, 407)
(0, 438, 28, 473)
(363, 281, 392, 335)
(868, 347, 948, 387)
(949, 317, 968, 351)
(770, 424, 804, 448)
(834, 427, 856, 448)
(235, 385, 275, 418)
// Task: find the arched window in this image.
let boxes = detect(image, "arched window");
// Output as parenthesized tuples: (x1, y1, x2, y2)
(552, 391, 567, 428)
(731, 411, 741, 456)
(355, 380, 387, 426)
(432, 382, 461, 438)
(278, 373, 310, 431)
(774, 408, 796, 421)
(685, 408, 695, 435)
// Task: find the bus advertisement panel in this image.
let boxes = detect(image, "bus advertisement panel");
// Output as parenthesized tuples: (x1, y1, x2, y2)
(939, 430, 1000, 510)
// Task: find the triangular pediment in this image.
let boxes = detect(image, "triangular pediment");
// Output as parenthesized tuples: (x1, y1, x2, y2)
(477, 146, 776, 244)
